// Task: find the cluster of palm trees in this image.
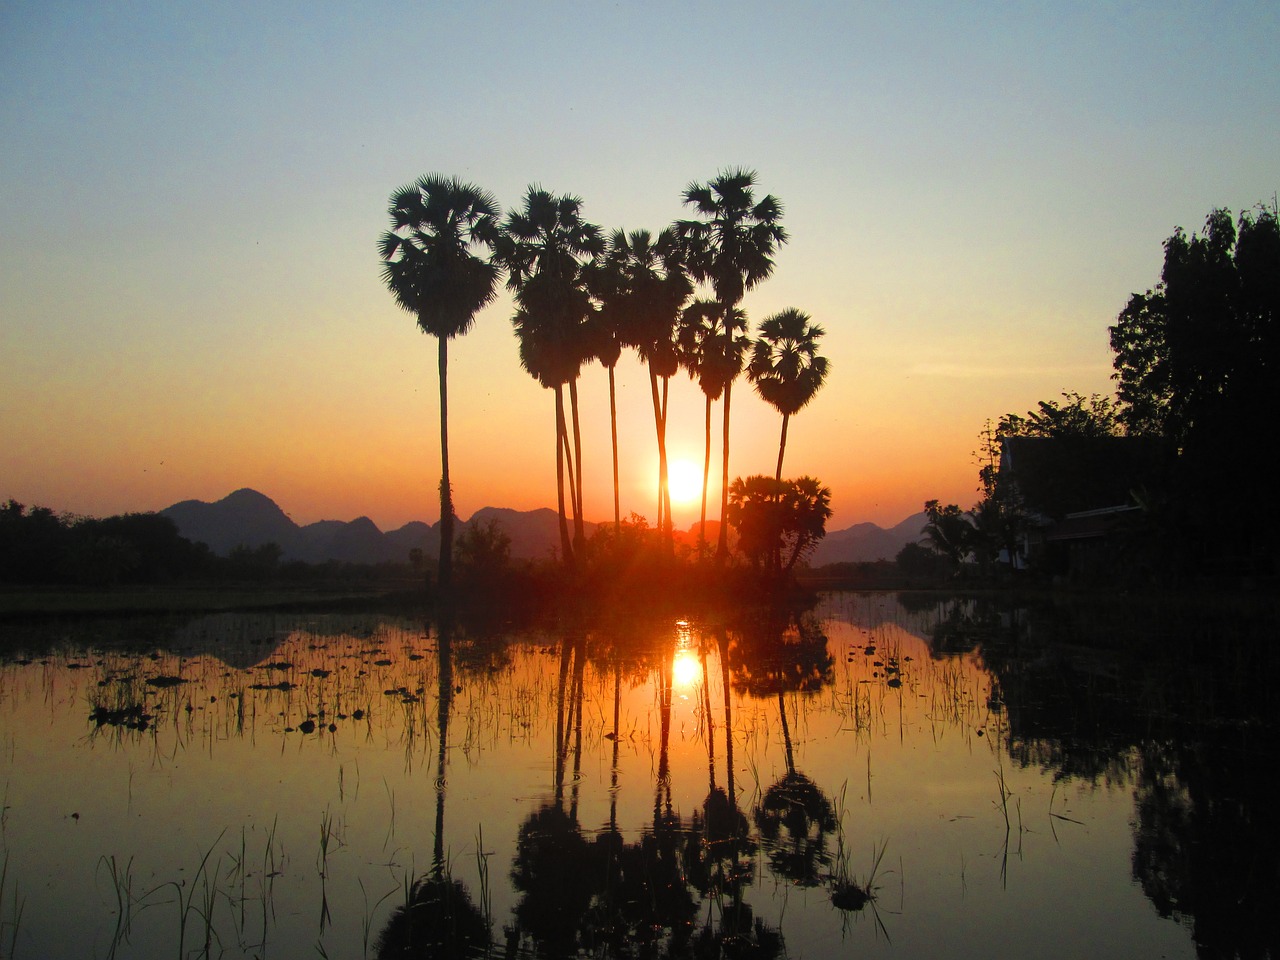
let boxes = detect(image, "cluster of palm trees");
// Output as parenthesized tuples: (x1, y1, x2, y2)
(379, 169, 829, 587)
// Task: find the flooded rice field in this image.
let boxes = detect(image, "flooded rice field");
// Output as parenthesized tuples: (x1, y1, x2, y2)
(0, 591, 1274, 959)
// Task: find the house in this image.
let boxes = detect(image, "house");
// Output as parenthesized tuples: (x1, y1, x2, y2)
(997, 436, 1168, 580)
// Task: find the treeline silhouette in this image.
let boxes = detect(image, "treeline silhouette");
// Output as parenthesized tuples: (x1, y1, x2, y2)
(922, 205, 1279, 583)
(0, 499, 415, 587)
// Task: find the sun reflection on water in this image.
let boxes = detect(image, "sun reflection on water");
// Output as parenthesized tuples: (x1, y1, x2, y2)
(671, 619, 700, 690)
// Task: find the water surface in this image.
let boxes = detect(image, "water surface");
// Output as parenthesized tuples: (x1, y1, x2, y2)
(0, 591, 1273, 958)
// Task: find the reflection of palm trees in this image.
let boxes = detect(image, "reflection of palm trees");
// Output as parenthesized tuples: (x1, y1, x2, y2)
(729, 606, 838, 888)
(509, 629, 594, 957)
(375, 615, 489, 958)
(375, 875, 488, 959)
(690, 627, 751, 896)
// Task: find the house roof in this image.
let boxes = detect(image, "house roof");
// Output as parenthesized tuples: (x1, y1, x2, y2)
(999, 436, 1166, 520)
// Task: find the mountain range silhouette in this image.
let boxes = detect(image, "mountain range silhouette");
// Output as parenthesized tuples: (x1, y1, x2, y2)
(161, 488, 926, 566)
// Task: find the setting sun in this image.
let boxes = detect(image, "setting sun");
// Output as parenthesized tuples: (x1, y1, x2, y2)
(667, 459, 703, 505)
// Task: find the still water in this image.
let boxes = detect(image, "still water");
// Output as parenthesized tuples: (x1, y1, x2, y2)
(0, 591, 1273, 959)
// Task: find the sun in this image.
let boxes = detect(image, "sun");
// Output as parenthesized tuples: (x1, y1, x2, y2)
(667, 459, 703, 505)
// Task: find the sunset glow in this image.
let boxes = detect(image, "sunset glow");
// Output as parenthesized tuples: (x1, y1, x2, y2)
(2, 5, 1275, 533)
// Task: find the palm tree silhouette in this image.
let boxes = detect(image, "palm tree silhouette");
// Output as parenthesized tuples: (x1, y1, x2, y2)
(678, 300, 749, 559)
(582, 256, 628, 536)
(374, 615, 489, 959)
(596, 228, 691, 551)
(676, 169, 787, 562)
(728, 605, 838, 887)
(378, 175, 499, 592)
(747, 308, 829, 482)
(494, 187, 603, 565)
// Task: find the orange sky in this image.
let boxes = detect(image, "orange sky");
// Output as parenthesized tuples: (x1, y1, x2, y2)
(3, 3, 1276, 532)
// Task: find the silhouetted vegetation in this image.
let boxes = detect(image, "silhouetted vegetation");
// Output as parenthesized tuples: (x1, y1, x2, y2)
(0, 500, 213, 586)
(921, 204, 1279, 586)
(379, 175, 501, 592)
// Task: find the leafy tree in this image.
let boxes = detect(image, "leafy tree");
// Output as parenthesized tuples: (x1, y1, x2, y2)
(1109, 205, 1279, 572)
(727, 475, 832, 575)
(746, 308, 829, 482)
(1110, 207, 1278, 446)
(921, 500, 973, 571)
(494, 188, 604, 567)
(454, 517, 511, 580)
(895, 541, 950, 580)
(677, 169, 788, 562)
(0, 500, 72, 583)
(227, 542, 283, 577)
(379, 175, 500, 591)
(996, 391, 1122, 441)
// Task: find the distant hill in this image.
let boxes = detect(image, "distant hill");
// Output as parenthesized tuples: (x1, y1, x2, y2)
(161, 489, 923, 566)
(808, 511, 928, 565)
(161, 489, 430, 565)
(464, 506, 599, 562)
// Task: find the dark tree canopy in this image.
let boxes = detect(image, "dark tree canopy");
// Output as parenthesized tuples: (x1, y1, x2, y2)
(996, 392, 1122, 441)
(1109, 205, 1279, 573)
(1110, 206, 1278, 447)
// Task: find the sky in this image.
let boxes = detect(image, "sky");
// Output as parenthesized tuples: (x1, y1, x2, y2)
(2, 1, 1277, 534)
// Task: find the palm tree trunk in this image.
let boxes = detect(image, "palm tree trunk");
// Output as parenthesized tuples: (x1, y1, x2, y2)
(775, 412, 790, 483)
(432, 619, 454, 875)
(648, 364, 667, 538)
(778, 691, 795, 775)
(716, 382, 734, 563)
(437, 337, 453, 591)
(553, 386, 574, 567)
(701, 645, 715, 791)
(560, 408, 581, 558)
(569, 634, 586, 821)
(719, 629, 736, 805)
(609, 365, 620, 535)
(699, 394, 712, 559)
(554, 635, 571, 802)
(661, 376, 673, 547)
(568, 377, 586, 552)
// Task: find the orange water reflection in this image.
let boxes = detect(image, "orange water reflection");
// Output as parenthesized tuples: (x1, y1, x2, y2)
(0, 594, 1235, 959)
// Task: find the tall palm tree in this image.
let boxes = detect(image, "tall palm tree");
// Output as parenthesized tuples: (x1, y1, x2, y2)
(583, 258, 627, 536)
(597, 228, 691, 551)
(676, 169, 787, 561)
(677, 300, 748, 558)
(378, 174, 499, 593)
(747, 308, 829, 482)
(494, 187, 602, 565)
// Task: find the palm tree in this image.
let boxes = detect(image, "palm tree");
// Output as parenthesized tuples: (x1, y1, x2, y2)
(676, 169, 787, 561)
(378, 174, 499, 593)
(597, 228, 691, 551)
(583, 258, 627, 536)
(494, 188, 602, 566)
(922, 499, 974, 572)
(677, 300, 748, 558)
(747, 308, 829, 482)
